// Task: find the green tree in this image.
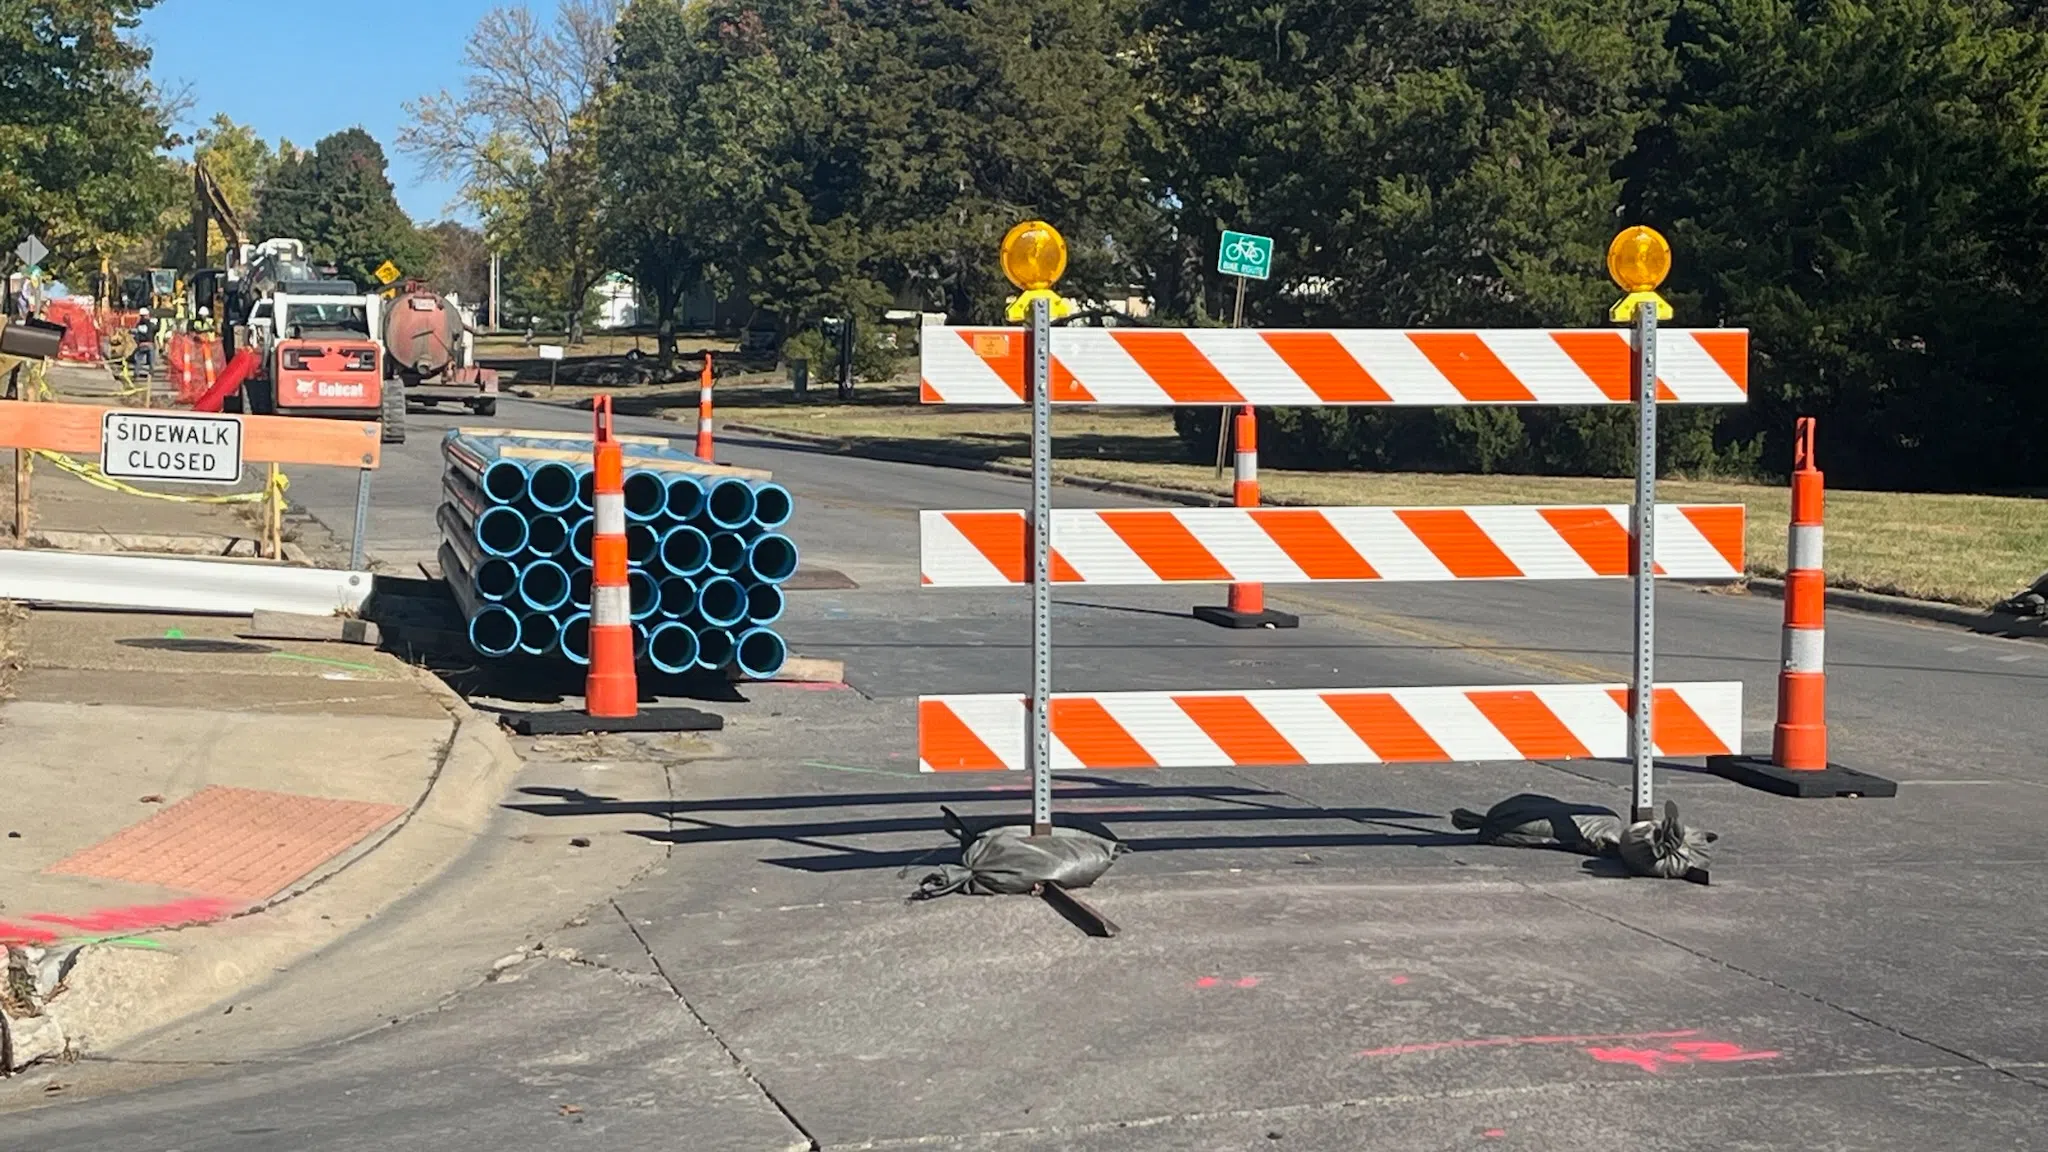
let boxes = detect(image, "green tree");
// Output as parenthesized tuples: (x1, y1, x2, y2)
(1140, 0, 1690, 475)
(1637, 0, 2048, 490)
(836, 0, 1151, 322)
(257, 128, 430, 288)
(402, 1, 617, 341)
(422, 219, 490, 304)
(598, 1, 710, 366)
(0, 0, 179, 281)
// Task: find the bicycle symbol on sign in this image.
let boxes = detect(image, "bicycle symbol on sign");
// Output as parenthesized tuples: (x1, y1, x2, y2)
(1224, 238, 1267, 265)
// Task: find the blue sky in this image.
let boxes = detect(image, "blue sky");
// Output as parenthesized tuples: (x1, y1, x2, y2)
(138, 0, 500, 223)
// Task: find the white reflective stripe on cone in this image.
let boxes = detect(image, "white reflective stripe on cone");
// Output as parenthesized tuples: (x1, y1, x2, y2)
(1788, 524, 1824, 571)
(699, 417, 713, 433)
(592, 584, 633, 626)
(1234, 451, 1257, 481)
(594, 494, 626, 536)
(1782, 626, 1824, 673)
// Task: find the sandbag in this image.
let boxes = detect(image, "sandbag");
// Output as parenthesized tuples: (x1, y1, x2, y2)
(1452, 794, 1716, 882)
(1451, 793, 1625, 857)
(913, 807, 1126, 899)
(1618, 801, 1714, 881)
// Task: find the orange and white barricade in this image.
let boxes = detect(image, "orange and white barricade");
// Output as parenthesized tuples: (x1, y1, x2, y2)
(915, 322, 1754, 803)
(1709, 418, 1895, 797)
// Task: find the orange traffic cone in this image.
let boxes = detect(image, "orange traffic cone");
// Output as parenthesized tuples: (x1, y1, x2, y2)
(585, 396, 639, 718)
(1194, 405, 1298, 630)
(1709, 418, 1894, 798)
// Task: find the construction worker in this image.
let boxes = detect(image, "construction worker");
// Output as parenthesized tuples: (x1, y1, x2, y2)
(191, 306, 216, 335)
(131, 308, 157, 378)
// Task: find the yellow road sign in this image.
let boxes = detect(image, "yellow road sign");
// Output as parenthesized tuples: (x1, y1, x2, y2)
(373, 260, 401, 285)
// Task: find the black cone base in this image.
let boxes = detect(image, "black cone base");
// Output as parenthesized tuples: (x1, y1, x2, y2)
(508, 707, 724, 735)
(1706, 755, 1897, 799)
(1193, 605, 1300, 630)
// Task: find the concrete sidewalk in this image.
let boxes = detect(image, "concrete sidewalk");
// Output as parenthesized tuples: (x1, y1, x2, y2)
(0, 606, 490, 1069)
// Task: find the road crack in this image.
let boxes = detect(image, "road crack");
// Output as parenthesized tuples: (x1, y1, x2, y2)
(611, 898, 819, 1150)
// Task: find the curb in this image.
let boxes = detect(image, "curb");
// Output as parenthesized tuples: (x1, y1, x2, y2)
(1742, 577, 2047, 639)
(725, 421, 2046, 639)
(6, 675, 526, 1071)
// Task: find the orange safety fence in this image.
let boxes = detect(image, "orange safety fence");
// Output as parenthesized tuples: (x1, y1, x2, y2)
(42, 299, 104, 364)
(164, 333, 227, 404)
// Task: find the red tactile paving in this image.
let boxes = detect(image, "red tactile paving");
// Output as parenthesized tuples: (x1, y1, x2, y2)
(45, 786, 407, 902)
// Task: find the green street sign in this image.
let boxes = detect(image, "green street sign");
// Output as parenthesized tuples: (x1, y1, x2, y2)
(1217, 230, 1273, 281)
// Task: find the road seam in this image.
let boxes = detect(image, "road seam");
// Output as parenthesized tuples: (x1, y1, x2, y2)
(611, 898, 820, 1150)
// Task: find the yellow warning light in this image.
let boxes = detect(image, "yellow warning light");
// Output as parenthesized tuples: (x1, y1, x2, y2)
(1606, 226, 1672, 293)
(1000, 220, 1067, 291)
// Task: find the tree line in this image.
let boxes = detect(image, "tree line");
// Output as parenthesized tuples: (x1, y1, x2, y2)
(554, 0, 2048, 490)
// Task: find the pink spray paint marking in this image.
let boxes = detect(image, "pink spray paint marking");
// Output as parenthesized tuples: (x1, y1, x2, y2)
(1586, 1040, 1781, 1074)
(1360, 1029, 1700, 1059)
(1194, 976, 1260, 990)
(0, 896, 242, 946)
(1482, 1130, 1507, 1140)
(1390, 975, 1410, 985)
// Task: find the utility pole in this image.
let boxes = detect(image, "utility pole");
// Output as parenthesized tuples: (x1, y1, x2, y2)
(488, 252, 502, 331)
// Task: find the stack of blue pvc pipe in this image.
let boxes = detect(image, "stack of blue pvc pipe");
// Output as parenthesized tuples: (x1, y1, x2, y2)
(438, 429, 797, 679)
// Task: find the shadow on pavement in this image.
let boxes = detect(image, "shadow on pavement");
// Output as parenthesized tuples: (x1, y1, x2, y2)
(503, 778, 1459, 873)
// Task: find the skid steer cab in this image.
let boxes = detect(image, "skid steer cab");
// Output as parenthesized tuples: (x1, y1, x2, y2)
(236, 285, 408, 444)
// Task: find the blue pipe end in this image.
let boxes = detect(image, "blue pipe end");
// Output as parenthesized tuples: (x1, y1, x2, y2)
(735, 627, 788, 679)
(746, 533, 800, 584)
(646, 621, 700, 675)
(559, 612, 591, 665)
(526, 461, 580, 512)
(750, 482, 794, 530)
(745, 582, 785, 624)
(468, 604, 522, 658)
(664, 474, 706, 522)
(694, 626, 735, 670)
(696, 575, 749, 628)
(704, 477, 757, 530)
(659, 524, 709, 577)
(518, 559, 572, 613)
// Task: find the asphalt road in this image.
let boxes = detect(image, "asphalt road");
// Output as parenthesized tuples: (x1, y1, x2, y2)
(9, 396, 2047, 1150)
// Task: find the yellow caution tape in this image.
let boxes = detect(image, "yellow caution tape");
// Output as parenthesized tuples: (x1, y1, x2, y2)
(29, 450, 286, 506)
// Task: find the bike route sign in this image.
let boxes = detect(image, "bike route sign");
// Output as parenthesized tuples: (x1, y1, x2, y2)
(1217, 230, 1273, 281)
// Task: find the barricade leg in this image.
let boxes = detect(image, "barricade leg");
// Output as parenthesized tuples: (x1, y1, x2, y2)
(1193, 405, 1298, 629)
(1708, 418, 1896, 798)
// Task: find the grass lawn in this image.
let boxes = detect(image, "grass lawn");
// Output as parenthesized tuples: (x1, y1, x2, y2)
(520, 369, 2042, 610)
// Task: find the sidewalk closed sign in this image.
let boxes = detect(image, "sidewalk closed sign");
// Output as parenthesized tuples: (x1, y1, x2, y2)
(101, 411, 244, 484)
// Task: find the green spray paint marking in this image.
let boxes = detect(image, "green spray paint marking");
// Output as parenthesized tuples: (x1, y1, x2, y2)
(164, 628, 186, 639)
(269, 652, 382, 674)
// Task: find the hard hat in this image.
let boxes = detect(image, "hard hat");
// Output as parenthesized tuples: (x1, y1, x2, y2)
(199, 306, 210, 317)
(139, 308, 150, 316)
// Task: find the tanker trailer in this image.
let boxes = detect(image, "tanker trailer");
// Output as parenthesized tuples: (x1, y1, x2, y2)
(375, 284, 499, 417)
